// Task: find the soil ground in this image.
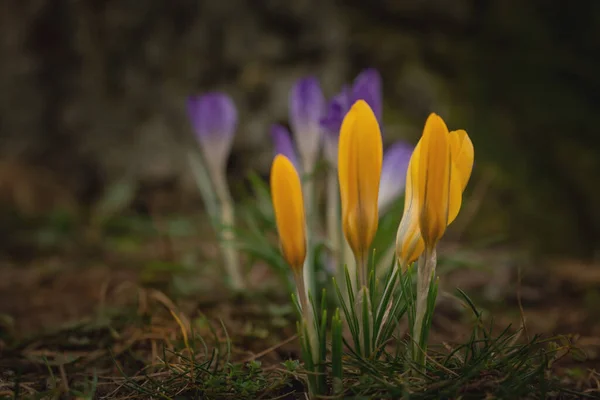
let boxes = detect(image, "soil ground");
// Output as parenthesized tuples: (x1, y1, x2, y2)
(1, 222, 599, 399)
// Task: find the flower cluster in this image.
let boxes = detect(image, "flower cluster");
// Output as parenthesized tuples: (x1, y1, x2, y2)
(270, 71, 474, 397)
(272, 70, 412, 211)
(183, 70, 412, 295)
(184, 69, 473, 398)
(270, 71, 413, 298)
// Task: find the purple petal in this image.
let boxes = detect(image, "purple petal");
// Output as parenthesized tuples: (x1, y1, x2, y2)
(351, 68, 383, 122)
(289, 77, 326, 166)
(187, 92, 238, 170)
(378, 141, 414, 211)
(270, 124, 301, 172)
(187, 92, 238, 144)
(319, 86, 351, 165)
(320, 86, 351, 138)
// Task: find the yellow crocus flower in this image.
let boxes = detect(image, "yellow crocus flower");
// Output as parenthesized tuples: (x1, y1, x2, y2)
(417, 114, 452, 247)
(271, 154, 315, 359)
(270, 154, 307, 272)
(396, 114, 474, 267)
(338, 100, 383, 285)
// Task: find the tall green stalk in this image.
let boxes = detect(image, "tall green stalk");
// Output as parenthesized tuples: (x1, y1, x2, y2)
(292, 280, 328, 398)
(212, 169, 244, 291)
(326, 168, 343, 278)
(302, 167, 317, 305)
(188, 152, 243, 290)
(413, 248, 437, 366)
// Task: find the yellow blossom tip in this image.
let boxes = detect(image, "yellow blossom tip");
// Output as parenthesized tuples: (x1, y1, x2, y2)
(270, 154, 307, 271)
(417, 113, 452, 247)
(338, 100, 383, 263)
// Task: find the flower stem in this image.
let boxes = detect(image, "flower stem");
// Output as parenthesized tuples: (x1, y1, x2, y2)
(327, 167, 354, 305)
(302, 167, 317, 304)
(293, 271, 310, 322)
(357, 254, 368, 290)
(212, 169, 244, 291)
(413, 247, 437, 366)
(343, 240, 356, 294)
(293, 270, 319, 369)
(326, 168, 341, 270)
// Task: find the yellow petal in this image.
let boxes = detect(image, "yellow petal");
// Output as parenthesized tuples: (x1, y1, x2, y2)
(448, 130, 474, 224)
(395, 142, 425, 267)
(338, 100, 383, 260)
(449, 130, 474, 190)
(270, 154, 306, 271)
(417, 113, 451, 248)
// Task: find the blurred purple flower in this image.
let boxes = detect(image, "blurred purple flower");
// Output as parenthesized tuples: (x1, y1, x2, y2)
(321, 86, 351, 164)
(351, 68, 382, 122)
(187, 92, 238, 170)
(289, 77, 326, 169)
(320, 69, 383, 164)
(321, 87, 351, 135)
(270, 124, 300, 172)
(378, 141, 414, 212)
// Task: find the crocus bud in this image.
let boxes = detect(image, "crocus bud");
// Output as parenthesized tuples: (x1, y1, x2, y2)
(187, 92, 238, 172)
(270, 124, 301, 172)
(351, 68, 383, 122)
(338, 100, 383, 268)
(395, 114, 474, 267)
(270, 154, 307, 271)
(289, 77, 326, 171)
(320, 87, 351, 165)
(320, 68, 383, 167)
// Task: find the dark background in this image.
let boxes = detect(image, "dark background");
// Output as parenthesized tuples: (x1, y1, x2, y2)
(1, 0, 599, 258)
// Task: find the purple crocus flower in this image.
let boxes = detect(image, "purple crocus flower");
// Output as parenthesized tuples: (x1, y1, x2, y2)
(378, 141, 414, 212)
(187, 92, 238, 171)
(351, 68, 383, 122)
(289, 77, 326, 170)
(270, 124, 301, 172)
(320, 69, 383, 164)
(321, 86, 351, 164)
(320, 85, 351, 136)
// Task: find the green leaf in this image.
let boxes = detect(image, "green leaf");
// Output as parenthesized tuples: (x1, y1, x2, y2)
(331, 308, 343, 394)
(361, 287, 373, 359)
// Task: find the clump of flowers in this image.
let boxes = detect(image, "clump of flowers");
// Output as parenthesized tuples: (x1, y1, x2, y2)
(185, 69, 474, 398)
(272, 70, 414, 300)
(269, 71, 474, 397)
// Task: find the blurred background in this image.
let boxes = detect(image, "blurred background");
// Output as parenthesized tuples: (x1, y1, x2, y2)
(1, 0, 600, 337)
(2, 0, 600, 258)
(1, 2, 600, 397)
